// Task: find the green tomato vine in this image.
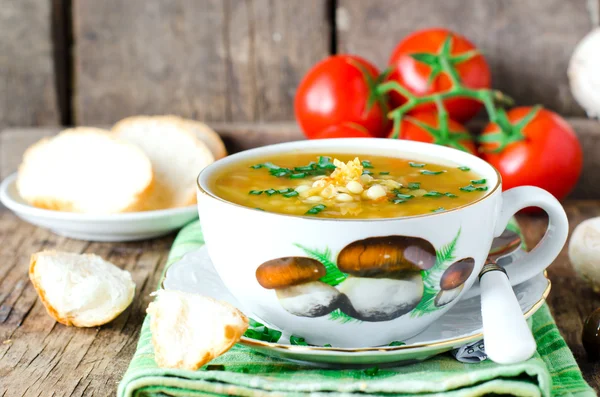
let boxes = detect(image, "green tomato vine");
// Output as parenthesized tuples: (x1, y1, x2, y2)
(375, 34, 523, 152)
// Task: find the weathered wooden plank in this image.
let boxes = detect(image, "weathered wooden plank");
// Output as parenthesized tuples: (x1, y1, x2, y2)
(1, 118, 599, 199)
(0, 124, 304, 181)
(0, 128, 61, 180)
(569, 119, 600, 199)
(0, 204, 598, 394)
(72, 0, 330, 125)
(0, 210, 174, 397)
(336, 0, 595, 116)
(0, 0, 60, 128)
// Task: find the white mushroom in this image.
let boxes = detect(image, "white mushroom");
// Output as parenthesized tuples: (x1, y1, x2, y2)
(337, 274, 423, 321)
(276, 281, 342, 317)
(256, 257, 342, 317)
(568, 28, 600, 118)
(568, 218, 600, 293)
(335, 236, 436, 321)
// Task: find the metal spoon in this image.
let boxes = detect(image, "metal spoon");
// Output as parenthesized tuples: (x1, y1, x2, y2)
(479, 229, 537, 364)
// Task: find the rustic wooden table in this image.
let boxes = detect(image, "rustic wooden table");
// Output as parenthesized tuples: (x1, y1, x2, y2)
(1, 127, 600, 396)
(1, 205, 599, 396)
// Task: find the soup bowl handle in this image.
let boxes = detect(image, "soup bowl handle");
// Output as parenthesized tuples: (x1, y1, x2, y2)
(462, 185, 568, 301)
(491, 186, 569, 285)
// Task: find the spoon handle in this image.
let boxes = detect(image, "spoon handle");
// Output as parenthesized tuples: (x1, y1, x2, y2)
(480, 265, 537, 364)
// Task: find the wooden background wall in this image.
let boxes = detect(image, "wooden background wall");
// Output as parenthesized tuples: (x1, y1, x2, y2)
(1, 0, 599, 194)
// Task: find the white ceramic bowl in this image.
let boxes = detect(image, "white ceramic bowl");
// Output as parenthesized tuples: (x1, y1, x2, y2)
(196, 138, 568, 347)
(0, 173, 198, 242)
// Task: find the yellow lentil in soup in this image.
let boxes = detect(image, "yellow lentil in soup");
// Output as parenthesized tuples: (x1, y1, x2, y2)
(210, 153, 489, 218)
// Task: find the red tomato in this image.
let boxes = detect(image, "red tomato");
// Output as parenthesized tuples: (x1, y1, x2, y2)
(479, 106, 583, 200)
(295, 55, 391, 139)
(312, 123, 373, 139)
(387, 28, 491, 123)
(389, 112, 476, 154)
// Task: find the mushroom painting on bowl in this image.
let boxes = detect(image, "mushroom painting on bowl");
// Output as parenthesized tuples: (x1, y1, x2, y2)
(256, 257, 345, 317)
(255, 234, 457, 323)
(336, 236, 435, 321)
(434, 257, 475, 307)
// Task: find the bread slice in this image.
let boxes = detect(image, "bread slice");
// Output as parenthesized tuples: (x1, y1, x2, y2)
(178, 119, 227, 160)
(147, 289, 248, 370)
(16, 127, 154, 213)
(29, 251, 136, 327)
(112, 116, 215, 209)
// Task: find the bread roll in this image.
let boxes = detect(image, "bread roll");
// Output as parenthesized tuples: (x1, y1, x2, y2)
(147, 289, 248, 370)
(112, 116, 215, 209)
(17, 127, 154, 214)
(29, 251, 136, 327)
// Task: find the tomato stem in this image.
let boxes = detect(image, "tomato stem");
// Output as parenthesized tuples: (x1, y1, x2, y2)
(379, 33, 515, 142)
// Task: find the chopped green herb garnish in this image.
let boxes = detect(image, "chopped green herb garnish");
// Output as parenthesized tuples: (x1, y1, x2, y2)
(265, 189, 277, 196)
(379, 171, 390, 175)
(205, 364, 225, 371)
(362, 170, 373, 175)
(249, 190, 263, 195)
(251, 157, 337, 179)
(324, 344, 332, 347)
(391, 198, 406, 204)
(445, 192, 458, 198)
(290, 335, 308, 346)
(408, 182, 421, 190)
(361, 160, 374, 168)
(278, 188, 293, 194)
(305, 204, 326, 215)
(364, 366, 380, 376)
(294, 162, 316, 172)
(471, 179, 486, 185)
(283, 191, 299, 198)
(244, 319, 282, 342)
(458, 166, 471, 171)
(318, 156, 336, 170)
(388, 341, 405, 347)
(391, 189, 415, 200)
(460, 184, 488, 193)
(431, 207, 446, 213)
(420, 170, 446, 175)
(262, 162, 280, 170)
(409, 162, 426, 168)
(423, 191, 443, 197)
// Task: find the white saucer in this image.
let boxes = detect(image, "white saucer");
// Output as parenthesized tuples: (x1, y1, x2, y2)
(0, 173, 198, 242)
(163, 246, 550, 366)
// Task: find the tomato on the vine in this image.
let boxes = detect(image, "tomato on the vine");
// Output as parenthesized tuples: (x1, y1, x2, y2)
(479, 106, 583, 200)
(389, 112, 476, 154)
(295, 55, 391, 139)
(312, 123, 373, 139)
(387, 28, 491, 123)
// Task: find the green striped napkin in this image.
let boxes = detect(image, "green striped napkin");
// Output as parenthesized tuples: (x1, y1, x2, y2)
(118, 220, 594, 397)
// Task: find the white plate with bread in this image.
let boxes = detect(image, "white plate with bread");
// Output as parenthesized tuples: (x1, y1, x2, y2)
(0, 115, 225, 242)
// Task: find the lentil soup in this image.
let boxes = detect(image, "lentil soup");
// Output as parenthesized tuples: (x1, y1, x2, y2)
(210, 153, 489, 218)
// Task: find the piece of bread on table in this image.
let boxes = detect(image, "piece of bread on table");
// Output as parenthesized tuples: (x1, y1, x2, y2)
(29, 251, 136, 327)
(178, 119, 227, 160)
(112, 116, 215, 209)
(16, 127, 154, 214)
(147, 289, 248, 370)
